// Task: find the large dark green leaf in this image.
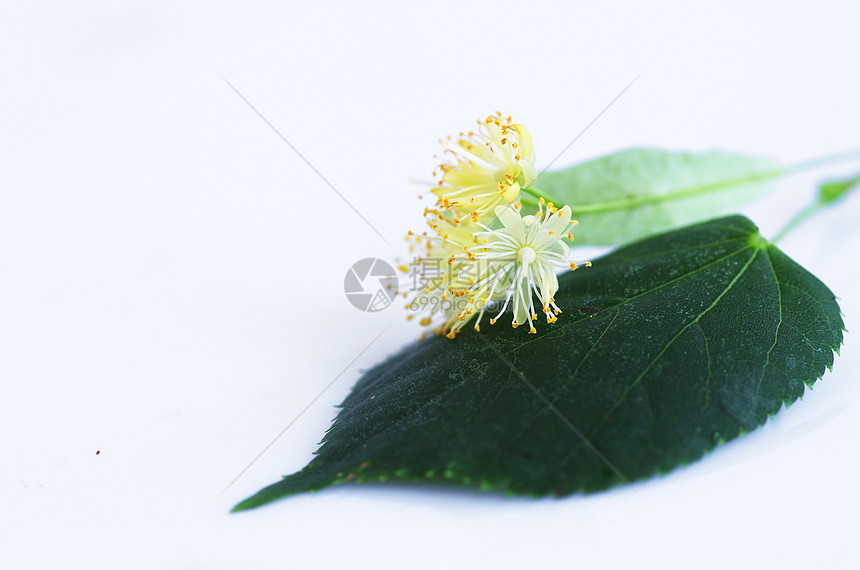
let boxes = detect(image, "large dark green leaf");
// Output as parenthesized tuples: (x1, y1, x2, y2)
(234, 215, 842, 511)
(524, 148, 783, 245)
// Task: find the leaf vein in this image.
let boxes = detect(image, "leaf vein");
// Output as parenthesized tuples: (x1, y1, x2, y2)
(584, 248, 760, 443)
(755, 248, 784, 399)
(696, 322, 713, 414)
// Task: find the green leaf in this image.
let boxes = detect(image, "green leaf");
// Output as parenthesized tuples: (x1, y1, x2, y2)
(234, 215, 842, 511)
(524, 148, 783, 246)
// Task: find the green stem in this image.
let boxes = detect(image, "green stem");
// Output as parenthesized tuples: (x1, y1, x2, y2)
(785, 149, 860, 174)
(520, 186, 542, 198)
(771, 169, 860, 243)
(520, 186, 564, 206)
(771, 202, 822, 243)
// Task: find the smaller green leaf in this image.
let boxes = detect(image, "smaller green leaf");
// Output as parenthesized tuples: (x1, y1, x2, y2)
(819, 172, 860, 205)
(525, 148, 783, 246)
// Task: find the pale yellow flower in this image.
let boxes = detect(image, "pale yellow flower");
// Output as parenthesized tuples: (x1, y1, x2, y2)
(432, 113, 537, 223)
(466, 201, 587, 334)
(406, 217, 495, 338)
(410, 200, 587, 337)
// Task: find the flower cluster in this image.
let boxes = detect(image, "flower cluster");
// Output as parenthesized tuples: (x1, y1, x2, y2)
(405, 113, 587, 338)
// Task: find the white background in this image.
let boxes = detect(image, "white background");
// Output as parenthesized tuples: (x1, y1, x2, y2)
(2, 1, 859, 568)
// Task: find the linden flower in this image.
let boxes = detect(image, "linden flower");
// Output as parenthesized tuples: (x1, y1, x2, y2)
(457, 201, 589, 335)
(432, 113, 537, 222)
(417, 271, 494, 339)
(410, 201, 588, 338)
(405, 218, 493, 338)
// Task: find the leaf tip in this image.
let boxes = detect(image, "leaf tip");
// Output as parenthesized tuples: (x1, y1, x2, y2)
(230, 497, 259, 513)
